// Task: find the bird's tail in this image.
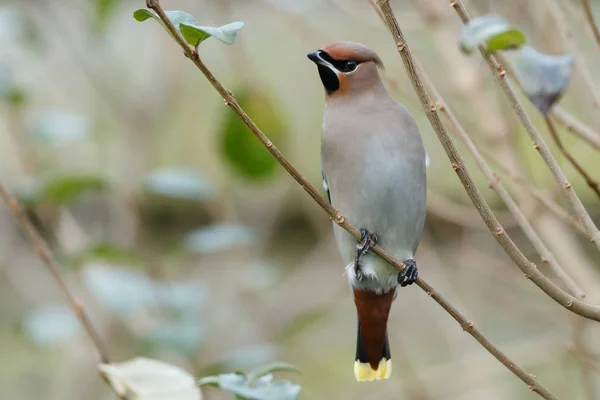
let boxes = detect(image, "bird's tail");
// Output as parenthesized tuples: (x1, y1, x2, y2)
(353, 288, 394, 381)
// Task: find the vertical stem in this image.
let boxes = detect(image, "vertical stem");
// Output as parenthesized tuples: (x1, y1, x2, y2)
(580, 0, 600, 49)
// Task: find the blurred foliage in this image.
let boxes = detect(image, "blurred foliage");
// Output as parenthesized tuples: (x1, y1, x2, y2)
(219, 86, 289, 180)
(516, 46, 574, 115)
(70, 242, 144, 268)
(23, 306, 81, 347)
(198, 362, 301, 400)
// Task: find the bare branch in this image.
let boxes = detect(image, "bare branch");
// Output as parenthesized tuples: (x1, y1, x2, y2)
(419, 62, 586, 299)
(552, 108, 600, 151)
(0, 184, 110, 363)
(580, 0, 600, 50)
(448, 0, 600, 252)
(480, 149, 588, 236)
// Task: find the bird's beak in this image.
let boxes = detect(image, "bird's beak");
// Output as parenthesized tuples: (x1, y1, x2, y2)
(307, 50, 325, 66)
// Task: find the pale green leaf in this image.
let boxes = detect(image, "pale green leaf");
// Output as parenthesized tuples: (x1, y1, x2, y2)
(133, 9, 158, 23)
(247, 362, 301, 386)
(515, 46, 574, 114)
(179, 21, 244, 45)
(98, 357, 201, 400)
(196, 376, 220, 387)
(42, 175, 108, 204)
(459, 14, 526, 54)
(219, 372, 301, 400)
(133, 9, 243, 46)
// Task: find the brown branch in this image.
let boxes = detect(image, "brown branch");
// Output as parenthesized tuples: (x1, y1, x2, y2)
(552, 108, 600, 152)
(448, 0, 600, 252)
(145, 1, 561, 398)
(480, 148, 588, 237)
(419, 63, 586, 299)
(544, 116, 600, 200)
(580, 0, 600, 50)
(0, 184, 110, 363)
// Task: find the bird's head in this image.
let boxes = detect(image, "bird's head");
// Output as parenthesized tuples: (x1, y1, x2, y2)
(307, 41, 384, 97)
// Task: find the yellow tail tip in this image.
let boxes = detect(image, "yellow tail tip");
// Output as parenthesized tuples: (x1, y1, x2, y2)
(354, 358, 392, 381)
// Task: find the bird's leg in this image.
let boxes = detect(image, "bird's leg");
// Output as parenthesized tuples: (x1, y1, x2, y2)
(398, 259, 418, 287)
(354, 228, 378, 275)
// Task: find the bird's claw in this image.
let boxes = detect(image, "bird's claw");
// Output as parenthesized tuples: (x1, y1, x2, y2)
(398, 259, 418, 287)
(354, 229, 378, 273)
(357, 228, 378, 256)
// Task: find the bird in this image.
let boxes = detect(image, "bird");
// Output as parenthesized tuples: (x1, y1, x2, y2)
(307, 41, 427, 382)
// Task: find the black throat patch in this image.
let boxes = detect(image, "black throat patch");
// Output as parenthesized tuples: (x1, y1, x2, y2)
(317, 64, 339, 94)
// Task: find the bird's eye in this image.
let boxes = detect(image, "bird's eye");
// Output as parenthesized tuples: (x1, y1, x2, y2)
(344, 60, 358, 72)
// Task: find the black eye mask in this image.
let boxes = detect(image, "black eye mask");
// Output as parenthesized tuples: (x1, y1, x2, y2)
(319, 51, 360, 73)
(316, 51, 361, 94)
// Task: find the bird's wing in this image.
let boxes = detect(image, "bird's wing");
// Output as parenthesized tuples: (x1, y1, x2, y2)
(322, 170, 331, 203)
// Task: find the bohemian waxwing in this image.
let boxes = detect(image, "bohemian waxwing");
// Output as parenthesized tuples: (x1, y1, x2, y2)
(307, 41, 427, 382)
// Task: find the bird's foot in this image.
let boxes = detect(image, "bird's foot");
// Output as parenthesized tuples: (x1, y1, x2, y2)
(354, 229, 378, 274)
(398, 259, 418, 287)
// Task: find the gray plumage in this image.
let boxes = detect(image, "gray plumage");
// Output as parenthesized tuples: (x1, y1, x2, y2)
(315, 42, 427, 294)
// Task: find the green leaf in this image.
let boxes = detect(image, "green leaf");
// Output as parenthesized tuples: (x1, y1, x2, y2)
(179, 24, 211, 46)
(515, 46, 574, 115)
(246, 362, 301, 386)
(133, 9, 198, 45)
(0, 66, 27, 108)
(219, 87, 289, 180)
(133, 9, 156, 22)
(133, 9, 243, 46)
(42, 175, 108, 204)
(197, 376, 220, 387)
(459, 14, 526, 54)
(93, 0, 119, 32)
(180, 21, 244, 46)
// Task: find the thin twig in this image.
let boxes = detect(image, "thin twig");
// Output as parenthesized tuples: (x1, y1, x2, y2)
(0, 184, 110, 363)
(580, 0, 600, 49)
(544, 116, 600, 200)
(419, 62, 586, 299)
(145, 1, 561, 398)
(570, 316, 599, 400)
(479, 148, 588, 236)
(448, 0, 600, 252)
(552, 107, 600, 151)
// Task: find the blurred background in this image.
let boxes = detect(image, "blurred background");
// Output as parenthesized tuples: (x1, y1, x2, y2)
(1, 0, 600, 399)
